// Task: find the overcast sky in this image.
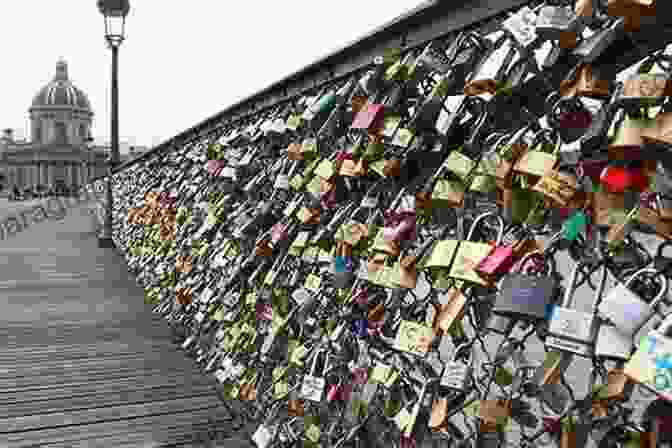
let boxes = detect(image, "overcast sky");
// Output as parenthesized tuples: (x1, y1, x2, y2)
(0, 1, 420, 151)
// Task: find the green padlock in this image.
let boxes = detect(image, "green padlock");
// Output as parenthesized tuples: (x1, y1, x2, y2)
(562, 210, 587, 241)
(507, 186, 537, 224)
(494, 367, 514, 386)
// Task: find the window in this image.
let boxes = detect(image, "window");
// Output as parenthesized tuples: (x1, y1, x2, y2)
(54, 122, 67, 144)
(34, 123, 41, 143)
(80, 124, 87, 140)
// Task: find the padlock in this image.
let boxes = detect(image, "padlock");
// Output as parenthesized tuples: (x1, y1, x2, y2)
(604, 206, 640, 246)
(535, 5, 581, 42)
(252, 404, 280, 448)
(609, 114, 659, 159)
(351, 103, 385, 131)
(440, 343, 473, 392)
(598, 268, 669, 337)
(408, 73, 451, 133)
(402, 378, 434, 438)
(479, 398, 511, 430)
(465, 37, 518, 96)
(642, 112, 672, 148)
(300, 349, 328, 402)
(432, 287, 467, 335)
(625, 314, 672, 401)
(476, 429, 501, 448)
(533, 169, 579, 207)
(573, 18, 623, 63)
(546, 261, 607, 358)
(494, 127, 530, 189)
(331, 243, 355, 289)
(501, 6, 538, 48)
(513, 132, 559, 179)
(449, 212, 504, 286)
(655, 240, 672, 274)
(493, 251, 560, 321)
(617, 73, 672, 108)
(559, 63, 611, 99)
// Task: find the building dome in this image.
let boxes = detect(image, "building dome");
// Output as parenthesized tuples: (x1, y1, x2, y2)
(31, 60, 92, 111)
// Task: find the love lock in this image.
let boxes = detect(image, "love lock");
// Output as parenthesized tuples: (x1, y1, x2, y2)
(596, 268, 669, 361)
(625, 314, 672, 401)
(493, 250, 560, 322)
(535, 5, 582, 44)
(546, 261, 607, 358)
(440, 343, 473, 392)
(655, 240, 672, 274)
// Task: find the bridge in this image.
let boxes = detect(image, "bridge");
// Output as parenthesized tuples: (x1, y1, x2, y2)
(3, 0, 672, 446)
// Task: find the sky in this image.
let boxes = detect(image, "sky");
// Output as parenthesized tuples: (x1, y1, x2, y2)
(0, 1, 421, 152)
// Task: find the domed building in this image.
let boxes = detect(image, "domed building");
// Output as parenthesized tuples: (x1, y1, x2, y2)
(0, 59, 108, 192)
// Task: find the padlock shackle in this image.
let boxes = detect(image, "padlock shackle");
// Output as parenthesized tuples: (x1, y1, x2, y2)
(624, 268, 670, 309)
(307, 347, 328, 376)
(655, 240, 672, 269)
(561, 261, 607, 310)
(466, 211, 504, 245)
(529, 126, 558, 150)
(451, 342, 474, 363)
(483, 131, 511, 150)
(657, 314, 672, 337)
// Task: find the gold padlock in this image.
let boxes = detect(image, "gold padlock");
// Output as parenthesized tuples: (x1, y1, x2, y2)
(479, 399, 511, 425)
(606, 368, 632, 400)
(533, 170, 578, 206)
(432, 287, 467, 335)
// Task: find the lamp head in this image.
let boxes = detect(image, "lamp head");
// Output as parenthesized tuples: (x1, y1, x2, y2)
(97, 0, 130, 47)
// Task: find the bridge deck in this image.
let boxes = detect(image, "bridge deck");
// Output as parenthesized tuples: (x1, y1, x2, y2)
(0, 202, 248, 447)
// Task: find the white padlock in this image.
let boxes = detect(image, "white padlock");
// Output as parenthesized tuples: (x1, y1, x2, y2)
(598, 268, 669, 336)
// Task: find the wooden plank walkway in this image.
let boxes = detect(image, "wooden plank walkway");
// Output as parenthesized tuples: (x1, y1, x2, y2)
(0, 204, 248, 447)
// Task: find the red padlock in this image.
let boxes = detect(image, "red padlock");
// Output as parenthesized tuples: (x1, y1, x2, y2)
(629, 167, 650, 192)
(581, 159, 609, 183)
(559, 110, 592, 129)
(600, 165, 650, 193)
(600, 165, 629, 193)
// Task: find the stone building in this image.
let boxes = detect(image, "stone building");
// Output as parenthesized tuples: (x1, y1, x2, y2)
(0, 59, 109, 190)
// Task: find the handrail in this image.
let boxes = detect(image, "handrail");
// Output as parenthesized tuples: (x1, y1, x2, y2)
(111, 1, 672, 175)
(112, 0, 533, 174)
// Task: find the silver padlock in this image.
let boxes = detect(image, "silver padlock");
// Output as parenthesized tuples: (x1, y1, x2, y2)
(300, 349, 328, 402)
(546, 261, 607, 358)
(440, 343, 473, 391)
(502, 6, 538, 48)
(596, 269, 669, 361)
(595, 321, 636, 362)
(252, 407, 280, 448)
(598, 268, 669, 336)
(535, 5, 580, 41)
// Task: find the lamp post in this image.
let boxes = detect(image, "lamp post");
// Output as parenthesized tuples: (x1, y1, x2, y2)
(97, 0, 130, 248)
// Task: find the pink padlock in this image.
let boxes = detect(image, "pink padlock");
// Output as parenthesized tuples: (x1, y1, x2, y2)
(255, 303, 273, 321)
(339, 383, 353, 401)
(326, 384, 341, 402)
(270, 222, 290, 244)
(320, 189, 337, 209)
(351, 367, 368, 385)
(400, 435, 417, 448)
(206, 159, 225, 176)
(476, 245, 514, 276)
(383, 210, 417, 242)
(351, 287, 368, 305)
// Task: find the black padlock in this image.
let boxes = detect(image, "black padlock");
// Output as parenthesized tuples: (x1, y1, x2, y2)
(572, 17, 623, 63)
(655, 240, 672, 274)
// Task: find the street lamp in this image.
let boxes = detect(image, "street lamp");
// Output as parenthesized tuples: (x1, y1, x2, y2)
(97, 0, 130, 248)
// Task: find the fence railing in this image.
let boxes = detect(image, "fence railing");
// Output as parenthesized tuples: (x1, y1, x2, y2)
(112, 0, 535, 174)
